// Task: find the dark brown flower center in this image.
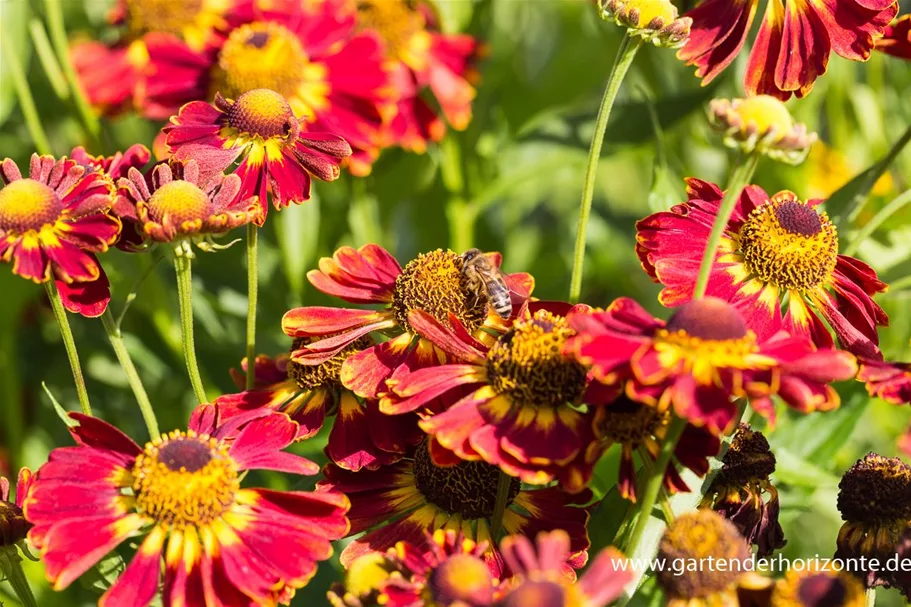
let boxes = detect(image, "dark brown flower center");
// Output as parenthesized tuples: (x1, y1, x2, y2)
(392, 249, 488, 334)
(0, 179, 64, 233)
(146, 180, 211, 225)
(797, 574, 847, 606)
(287, 336, 373, 391)
(124, 0, 204, 36)
(665, 297, 748, 341)
(715, 424, 775, 485)
(224, 89, 297, 139)
(486, 310, 588, 407)
(837, 453, 911, 524)
(158, 437, 212, 472)
(738, 192, 838, 291)
(0, 500, 30, 547)
(412, 441, 518, 520)
(595, 396, 666, 444)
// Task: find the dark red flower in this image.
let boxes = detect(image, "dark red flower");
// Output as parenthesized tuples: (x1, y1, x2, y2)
(858, 358, 911, 404)
(877, 15, 911, 59)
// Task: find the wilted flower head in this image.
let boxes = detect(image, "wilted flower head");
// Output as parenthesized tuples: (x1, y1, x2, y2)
(701, 424, 785, 557)
(0, 469, 32, 549)
(709, 96, 817, 165)
(835, 453, 911, 588)
(599, 0, 692, 47)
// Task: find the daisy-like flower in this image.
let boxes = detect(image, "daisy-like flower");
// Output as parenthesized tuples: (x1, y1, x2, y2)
(769, 564, 865, 607)
(0, 154, 121, 317)
(678, 0, 898, 99)
(636, 178, 888, 358)
(582, 391, 720, 501)
(565, 297, 858, 435)
(656, 510, 763, 606)
(708, 96, 817, 165)
(115, 158, 260, 246)
(598, 0, 692, 47)
(356, 0, 482, 152)
(164, 88, 351, 223)
(497, 530, 632, 607)
(858, 358, 911, 404)
(282, 244, 533, 401)
(24, 408, 349, 606)
(383, 305, 595, 486)
(835, 453, 911, 589)
(215, 338, 421, 471)
(877, 15, 911, 59)
(701, 424, 785, 557)
(330, 529, 496, 607)
(141, 0, 395, 175)
(318, 439, 591, 578)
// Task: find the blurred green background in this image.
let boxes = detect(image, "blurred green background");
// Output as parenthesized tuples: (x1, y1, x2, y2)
(2, 0, 911, 604)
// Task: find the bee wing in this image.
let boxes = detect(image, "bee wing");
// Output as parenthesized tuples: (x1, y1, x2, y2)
(482, 251, 503, 268)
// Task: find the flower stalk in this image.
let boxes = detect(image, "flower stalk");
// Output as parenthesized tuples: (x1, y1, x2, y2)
(44, 281, 91, 415)
(174, 247, 208, 404)
(692, 153, 761, 299)
(569, 33, 641, 302)
(844, 188, 911, 257)
(0, 548, 39, 607)
(245, 223, 259, 390)
(490, 471, 514, 538)
(1, 31, 52, 155)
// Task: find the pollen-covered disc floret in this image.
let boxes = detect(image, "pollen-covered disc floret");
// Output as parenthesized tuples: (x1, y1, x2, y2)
(771, 565, 865, 607)
(287, 335, 373, 391)
(428, 553, 495, 605)
(709, 96, 817, 164)
(487, 310, 588, 407)
(738, 192, 839, 292)
(356, 0, 424, 59)
(145, 180, 212, 226)
(123, 0, 204, 36)
(656, 510, 751, 601)
(224, 88, 298, 140)
(598, 0, 692, 47)
(132, 432, 239, 529)
(392, 249, 488, 333)
(0, 179, 64, 233)
(412, 440, 518, 520)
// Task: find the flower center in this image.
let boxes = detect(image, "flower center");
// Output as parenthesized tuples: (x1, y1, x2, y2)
(0, 179, 64, 234)
(287, 335, 373, 391)
(412, 440, 519, 520)
(224, 89, 297, 139)
(356, 0, 423, 59)
(428, 554, 494, 606)
(738, 193, 838, 291)
(837, 453, 911, 524)
(501, 580, 578, 607)
(146, 180, 212, 225)
(657, 511, 749, 599)
(595, 396, 667, 445)
(392, 249, 488, 334)
(796, 574, 848, 606)
(715, 425, 775, 486)
(212, 22, 329, 121)
(486, 310, 588, 408)
(124, 0, 204, 36)
(0, 500, 30, 547)
(733, 95, 794, 138)
(623, 0, 678, 27)
(132, 432, 239, 529)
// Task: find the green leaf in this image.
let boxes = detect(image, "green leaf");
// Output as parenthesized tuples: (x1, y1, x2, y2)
(769, 389, 868, 462)
(77, 552, 125, 595)
(773, 447, 841, 488)
(40, 382, 78, 428)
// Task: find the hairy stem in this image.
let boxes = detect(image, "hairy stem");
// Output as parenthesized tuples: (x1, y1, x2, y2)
(174, 253, 207, 404)
(44, 281, 91, 415)
(245, 224, 259, 390)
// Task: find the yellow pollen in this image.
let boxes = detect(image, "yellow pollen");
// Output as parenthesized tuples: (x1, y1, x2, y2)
(211, 22, 330, 121)
(392, 249, 488, 334)
(345, 552, 392, 597)
(132, 432, 239, 529)
(146, 180, 212, 225)
(356, 0, 424, 59)
(124, 0, 204, 36)
(225, 89, 296, 139)
(486, 310, 588, 407)
(737, 192, 838, 291)
(624, 0, 678, 27)
(0, 179, 64, 234)
(733, 95, 794, 139)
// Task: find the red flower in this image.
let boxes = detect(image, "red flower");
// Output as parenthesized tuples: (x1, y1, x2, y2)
(356, 0, 481, 152)
(383, 305, 595, 486)
(215, 342, 422, 471)
(636, 178, 888, 358)
(71, 40, 148, 116)
(877, 15, 911, 59)
(0, 154, 121, 317)
(565, 297, 858, 435)
(497, 530, 632, 607)
(858, 358, 911, 404)
(318, 439, 591, 580)
(679, 0, 897, 99)
(281, 244, 533, 401)
(164, 88, 351, 223)
(115, 158, 260, 244)
(140, 0, 396, 175)
(71, 144, 151, 183)
(24, 409, 349, 606)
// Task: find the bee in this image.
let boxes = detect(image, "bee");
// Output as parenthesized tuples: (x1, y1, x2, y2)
(461, 248, 512, 319)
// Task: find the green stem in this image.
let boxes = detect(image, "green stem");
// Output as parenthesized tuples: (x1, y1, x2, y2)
(489, 471, 514, 538)
(44, 281, 91, 415)
(692, 154, 761, 299)
(245, 224, 258, 390)
(569, 34, 641, 302)
(623, 416, 687, 558)
(843, 123, 911, 229)
(441, 135, 473, 251)
(843, 188, 911, 256)
(43, 0, 101, 143)
(1, 31, 52, 155)
(1, 548, 39, 607)
(29, 18, 69, 99)
(446, 201, 479, 254)
(101, 310, 160, 440)
(174, 253, 207, 404)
